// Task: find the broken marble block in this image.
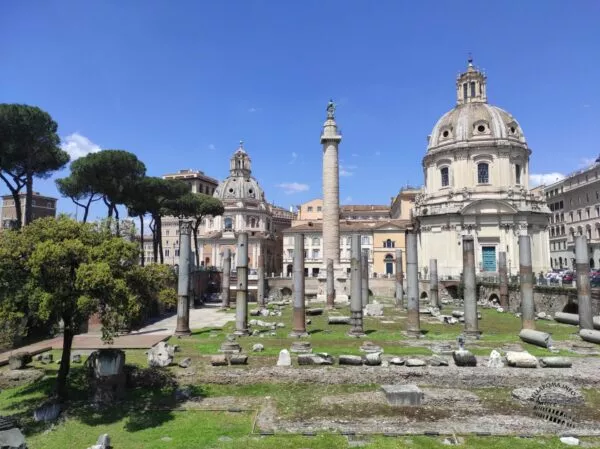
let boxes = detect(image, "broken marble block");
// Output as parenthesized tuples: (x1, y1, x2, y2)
(452, 349, 477, 367)
(362, 352, 382, 366)
(339, 355, 363, 365)
(381, 384, 424, 406)
(297, 353, 334, 365)
(276, 349, 291, 367)
(506, 351, 538, 368)
(539, 356, 572, 368)
(328, 316, 351, 325)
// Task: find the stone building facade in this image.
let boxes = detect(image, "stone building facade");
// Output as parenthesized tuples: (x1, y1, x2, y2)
(282, 219, 409, 278)
(413, 59, 550, 277)
(1, 192, 57, 230)
(199, 143, 293, 273)
(545, 158, 600, 270)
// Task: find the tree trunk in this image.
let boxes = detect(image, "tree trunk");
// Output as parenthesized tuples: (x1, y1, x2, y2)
(114, 206, 120, 237)
(82, 196, 94, 223)
(157, 216, 164, 264)
(104, 197, 113, 218)
(56, 326, 74, 401)
(24, 173, 33, 225)
(139, 214, 145, 266)
(150, 217, 158, 263)
(193, 221, 200, 267)
(0, 172, 24, 229)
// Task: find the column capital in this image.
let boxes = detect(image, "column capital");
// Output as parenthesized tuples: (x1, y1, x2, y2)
(179, 220, 193, 235)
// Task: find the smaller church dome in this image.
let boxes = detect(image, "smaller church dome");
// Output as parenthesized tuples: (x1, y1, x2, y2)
(427, 58, 527, 151)
(213, 142, 266, 202)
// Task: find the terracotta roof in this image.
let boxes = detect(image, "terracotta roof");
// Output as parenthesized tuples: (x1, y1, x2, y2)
(283, 219, 410, 234)
(341, 205, 389, 212)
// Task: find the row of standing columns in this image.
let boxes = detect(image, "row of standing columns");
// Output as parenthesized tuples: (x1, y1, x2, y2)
(182, 228, 597, 344)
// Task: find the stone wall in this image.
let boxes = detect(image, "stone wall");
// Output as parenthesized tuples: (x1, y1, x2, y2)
(477, 283, 600, 316)
(266, 277, 396, 298)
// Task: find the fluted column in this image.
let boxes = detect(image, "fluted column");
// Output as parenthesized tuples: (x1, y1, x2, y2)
(395, 249, 404, 307)
(221, 248, 231, 308)
(234, 232, 250, 336)
(348, 234, 365, 337)
(405, 229, 420, 337)
(290, 234, 308, 337)
(462, 235, 480, 338)
(519, 235, 535, 330)
(575, 236, 593, 330)
(175, 220, 192, 336)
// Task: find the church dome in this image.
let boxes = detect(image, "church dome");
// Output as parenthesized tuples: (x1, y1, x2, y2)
(427, 59, 527, 151)
(213, 142, 266, 202)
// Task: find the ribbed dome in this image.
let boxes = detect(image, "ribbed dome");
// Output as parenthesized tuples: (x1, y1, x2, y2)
(213, 142, 266, 202)
(428, 102, 526, 150)
(214, 176, 264, 201)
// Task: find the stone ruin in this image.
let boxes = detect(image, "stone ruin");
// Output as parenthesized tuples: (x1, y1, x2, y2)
(86, 349, 126, 404)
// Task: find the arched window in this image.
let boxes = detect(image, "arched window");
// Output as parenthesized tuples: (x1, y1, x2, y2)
(477, 163, 489, 184)
(250, 217, 256, 228)
(515, 164, 521, 184)
(440, 167, 449, 187)
(224, 217, 233, 230)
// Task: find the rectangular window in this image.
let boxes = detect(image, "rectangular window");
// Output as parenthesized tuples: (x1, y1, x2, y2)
(317, 206, 322, 212)
(470, 82, 476, 97)
(463, 83, 468, 102)
(477, 163, 489, 184)
(361, 235, 370, 245)
(587, 209, 590, 219)
(307, 206, 313, 212)
(175, 249, 179, 257)
(441, 167, 449, 187)
(165, 249, 170, 257)
(515, 164, 521, 184)
(312, 249, 320, 259)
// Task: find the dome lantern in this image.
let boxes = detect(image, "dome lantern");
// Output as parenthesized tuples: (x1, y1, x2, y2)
(456, 56, 487, 105)
(229, 140, 252, 177)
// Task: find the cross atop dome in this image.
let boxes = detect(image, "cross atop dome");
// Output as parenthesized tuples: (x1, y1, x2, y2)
(456, 56, 487, 105)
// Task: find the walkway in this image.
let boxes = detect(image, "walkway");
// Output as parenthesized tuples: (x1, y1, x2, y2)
(133, 304, 235, 335)
(0, 305, 234, 365)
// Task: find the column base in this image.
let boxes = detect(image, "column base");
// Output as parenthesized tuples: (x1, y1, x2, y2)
(233, 329, 250, 336)
(347, 330, 366, 338)
(463, 330, 482, 340)
(289, 331, 310, 338)
(174, 329, 191, 337)
(403, 329, 423, 339)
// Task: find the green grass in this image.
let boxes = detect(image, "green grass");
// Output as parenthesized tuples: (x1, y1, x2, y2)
(2, 297, 599, 448)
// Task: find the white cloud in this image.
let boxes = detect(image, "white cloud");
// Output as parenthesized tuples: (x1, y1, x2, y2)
(277, 182, 309, 194)
(60, 132, 101, 160)
(578, 157, 596, 168)
(374, 151, 381, 156)
(343, 196, 353, 204)
(339, 164, 356, 177)
(248, 107, 261, 113)
(529, 172, 565, 187)
(208, 143, 216, 151)
(289, 152, 298, 164)
(352, 153, 359, 157)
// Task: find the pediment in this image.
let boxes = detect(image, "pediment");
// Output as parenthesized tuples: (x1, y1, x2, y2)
(460, 199, 518, 215)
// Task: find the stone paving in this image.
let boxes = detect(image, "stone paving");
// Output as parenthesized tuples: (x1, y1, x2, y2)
(133, 304, 235, 335)
(0, 305, 233, 365)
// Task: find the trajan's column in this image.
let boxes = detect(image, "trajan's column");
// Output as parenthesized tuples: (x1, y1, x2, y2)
(321, 100, 341, 266)
(318, 100, 348, 300)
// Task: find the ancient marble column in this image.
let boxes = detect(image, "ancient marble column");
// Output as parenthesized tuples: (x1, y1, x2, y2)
(361, 249, 369, 308)
(290, 234, 308, 337)
(462, 236, 480, 338)
(348, 234, 365, 337)
(498, 251, 509, 309)
(234, 232, 250, 336)
(519, 235, 535, 330)
(429, 258, 439, 309)
(257, 254, 266, 309)
(221, 248, 231, 309)
(326, 258, 335, 309)
(575, 235, 593, 330)
(175, 220, 192, 336)
(395, 249, 404, 308)
(405, 228, 420, 337)
(321, 100, 342, 266)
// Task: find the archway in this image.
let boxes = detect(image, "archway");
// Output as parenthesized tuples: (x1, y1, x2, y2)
(286, 264, 293, 276)
(563, 302, 578, 314)
(488, 293, 500, 305)
(420, 291, 428, 300)
(590, 258, 595, 269)
(384, 254, 394, 275)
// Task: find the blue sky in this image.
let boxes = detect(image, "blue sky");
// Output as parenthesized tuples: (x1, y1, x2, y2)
(1, 1, 599, 220)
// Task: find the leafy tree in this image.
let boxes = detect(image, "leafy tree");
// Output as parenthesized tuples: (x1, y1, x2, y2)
(126, 177, 188, 264)
(165, 193, 224, 267)
(0, 216, 139, 400)
(125, 264, 177, 327)
(0, 104, 69, 227)
(55, 155, 106, 223)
